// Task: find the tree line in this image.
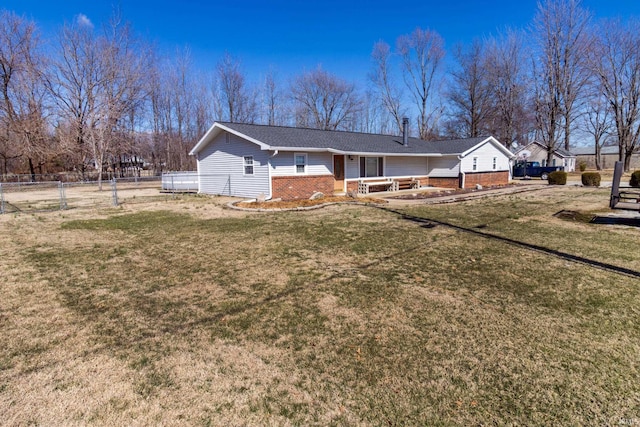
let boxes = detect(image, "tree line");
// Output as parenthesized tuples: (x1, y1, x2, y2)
(1, 0, 639, 182)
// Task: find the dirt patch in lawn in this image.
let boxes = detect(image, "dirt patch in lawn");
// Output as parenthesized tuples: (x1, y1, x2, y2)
(236, 196, 386, 209)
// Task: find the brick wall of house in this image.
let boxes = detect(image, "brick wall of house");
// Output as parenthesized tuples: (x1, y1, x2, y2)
(428, 176, 461, 189)
(271, 175, 335, 200)
(413, 176, 430, 187)
(463, 171, 509, 188)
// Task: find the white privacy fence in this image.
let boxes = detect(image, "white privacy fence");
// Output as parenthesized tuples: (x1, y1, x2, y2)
(161, 172, 236, 197)
(161, 172, 199, 192)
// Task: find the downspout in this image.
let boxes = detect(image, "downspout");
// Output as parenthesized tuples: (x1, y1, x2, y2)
(458, 155, 465, 189)
(267, 150, 278, 200)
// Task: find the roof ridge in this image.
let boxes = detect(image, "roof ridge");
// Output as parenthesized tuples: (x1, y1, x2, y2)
(218, 121, 492, 144)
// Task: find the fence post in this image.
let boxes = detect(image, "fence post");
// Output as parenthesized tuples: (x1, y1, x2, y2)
(111, 178, 119, 206)
(228, 174, 231, 196)
(171, 175, 176, 198)
(0, 183, 5, 214)
(58, 181, 67, 210)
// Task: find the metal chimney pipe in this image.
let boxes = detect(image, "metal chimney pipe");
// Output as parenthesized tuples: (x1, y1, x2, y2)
(402, 117, 409, 147)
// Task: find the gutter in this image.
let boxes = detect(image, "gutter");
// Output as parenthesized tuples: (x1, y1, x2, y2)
(458, 155, 465, 189)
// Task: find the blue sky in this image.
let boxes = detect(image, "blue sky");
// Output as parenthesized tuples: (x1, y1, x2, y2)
(5, 0, 640, 83)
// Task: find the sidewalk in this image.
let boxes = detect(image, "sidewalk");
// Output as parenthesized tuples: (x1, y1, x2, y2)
(382, 183, 549, 206)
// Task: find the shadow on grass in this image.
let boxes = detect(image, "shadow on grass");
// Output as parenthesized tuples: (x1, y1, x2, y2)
(377, 206, 640, 279)
(590, 216, 640, 227)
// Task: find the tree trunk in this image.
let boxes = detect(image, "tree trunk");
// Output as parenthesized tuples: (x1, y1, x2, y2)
(595, 143, 602, 170)
(28, 157, 36, 182)
(624, 149, 632, 172)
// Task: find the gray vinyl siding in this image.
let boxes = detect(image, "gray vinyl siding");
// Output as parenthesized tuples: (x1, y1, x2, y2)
(197, 132, 270, 198)
(460, 143, 510, 173)
(385, 156, 428, 177)
(270, 151, 333, 176)
(428, 157, 460, 177)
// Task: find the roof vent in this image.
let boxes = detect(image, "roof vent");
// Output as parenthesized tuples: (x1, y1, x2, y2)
(402, 118, 409, 147)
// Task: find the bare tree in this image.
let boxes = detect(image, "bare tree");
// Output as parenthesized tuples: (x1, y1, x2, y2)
(89, 14, 149, 187)
(532, 0, 591, 160)
(48, 11, 149, 187)
(0, 10, 48, 179)
(447, 40, 493, 138)
(369, 41, 405, 134)
(47, 20, 101, 179)
(397, 28, 445, 140)
(587, 19, 640, 171)
(290, 67, 361, 130)
(217, 53, 257, 123)
(261, 67, 289, 126)
(582, 93, 612, 170)
(484, 31, 533, 147)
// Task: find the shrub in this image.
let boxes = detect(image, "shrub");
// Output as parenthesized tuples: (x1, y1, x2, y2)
(581, 172, 601, 187)
(630, 170, 640, 188)
(548, 171, 567, 185)
(578, 161, 587, 172)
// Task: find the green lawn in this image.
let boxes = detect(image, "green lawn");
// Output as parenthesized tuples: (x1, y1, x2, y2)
(1, 187, 639, 425)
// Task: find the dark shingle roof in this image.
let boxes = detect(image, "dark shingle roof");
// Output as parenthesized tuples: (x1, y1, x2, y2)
(217, 122, 490, 155)
(572, 146, 620, 155)
(554, 147, 575, 157)
(514, 141, 575, 157)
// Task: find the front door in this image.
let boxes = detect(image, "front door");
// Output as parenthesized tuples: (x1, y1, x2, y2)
(333, 155, 345, 192)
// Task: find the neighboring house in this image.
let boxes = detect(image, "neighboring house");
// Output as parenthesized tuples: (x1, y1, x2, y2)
(513, 141, 576, 172)
(189, 122, 515, 200)
(572, 146, 640, 170)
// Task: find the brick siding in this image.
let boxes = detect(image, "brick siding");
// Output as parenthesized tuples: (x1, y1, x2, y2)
(428, 176, 461, 189)
(463, 171, 509, 188)
(271, 175, 335, 200)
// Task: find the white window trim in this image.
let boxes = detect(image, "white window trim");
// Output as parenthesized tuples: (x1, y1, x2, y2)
(359, 156, 384, 178)
(243, 155, 254, 176)
(294, 152, 307, 174)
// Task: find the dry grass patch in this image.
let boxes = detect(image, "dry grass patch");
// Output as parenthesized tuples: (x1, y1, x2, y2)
(236, 196, 385, 209)
(1, 189, 640, 425)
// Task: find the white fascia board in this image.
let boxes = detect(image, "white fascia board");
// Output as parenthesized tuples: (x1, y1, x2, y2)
(344, 152, 443, 157)
(189, 123, 221, 155)
(460, 136, 516, 159)
(189, 122, 271, 155)
(262, 147, 444, 157)
(266, 146, 331, 153)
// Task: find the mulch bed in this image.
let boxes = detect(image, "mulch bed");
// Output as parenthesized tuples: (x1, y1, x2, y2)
(389, 184, 515, 199)
(236, 196, 386, 210)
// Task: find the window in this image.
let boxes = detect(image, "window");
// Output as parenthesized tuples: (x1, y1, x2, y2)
(492, 157, 497, 170)
(472, 157, 478, 171)
(359, 157, 384, 177)
(294, 153, 307, 174)
(243, 156, 254, 175)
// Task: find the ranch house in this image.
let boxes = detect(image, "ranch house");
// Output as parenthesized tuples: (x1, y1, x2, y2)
(189, 122, 515, 200)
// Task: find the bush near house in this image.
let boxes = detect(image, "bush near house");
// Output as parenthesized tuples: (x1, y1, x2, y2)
(630, 170, 640, 187)
(578, 161, 587, 172)
(548, 171, 567, 185)
(581, 172, 601, 187)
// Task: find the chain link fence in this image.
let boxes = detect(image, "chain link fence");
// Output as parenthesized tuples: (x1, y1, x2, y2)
(0, 176, 165, 214)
